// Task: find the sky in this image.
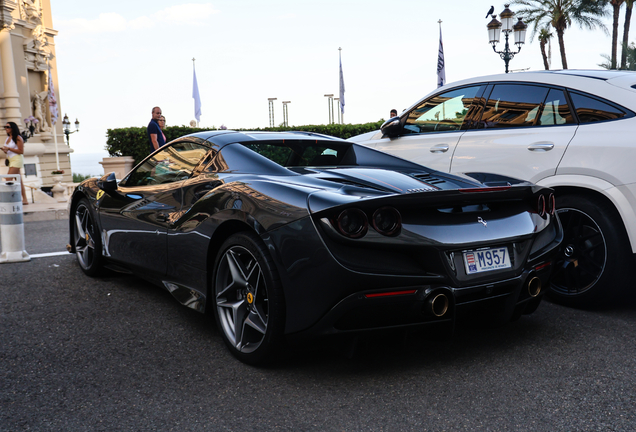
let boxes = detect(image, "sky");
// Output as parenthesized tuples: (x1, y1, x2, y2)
(49, 0, 627, 154)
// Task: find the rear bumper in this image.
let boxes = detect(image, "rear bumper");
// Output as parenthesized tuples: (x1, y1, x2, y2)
(285, 264, 552, 342)
(265, 215, 560, 340)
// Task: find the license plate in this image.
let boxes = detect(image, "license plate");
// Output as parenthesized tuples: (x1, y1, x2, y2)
(463, 247, 511, 274)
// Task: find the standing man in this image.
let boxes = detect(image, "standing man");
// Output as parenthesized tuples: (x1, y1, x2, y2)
(147, 106, 165, 152)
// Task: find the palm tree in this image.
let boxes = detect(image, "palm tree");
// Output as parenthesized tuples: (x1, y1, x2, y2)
(600, 42, 636, 69)
(598, 52, 613, 68)
(621, 0, 634, 68)
(538, 27, 553, 69)
(513, 0, 609, 69)
(625, 42, 636, 69)
(610, 0, 625, 69)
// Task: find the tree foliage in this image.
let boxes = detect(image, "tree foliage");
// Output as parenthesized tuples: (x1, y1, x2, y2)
(599, 41, 636, 69)
(512, 0, 609, 69)
(538, 27, 554, 69)
(106, 121, 385, 166)
(73, 172, 94, 183)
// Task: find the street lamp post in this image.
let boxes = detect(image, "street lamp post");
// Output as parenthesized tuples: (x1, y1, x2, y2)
(268, 98, 277, 127)
(324, 94, 334, 124)
(282, 101, 291, 127)
(487, 4, 527, 73)
(62, 113, 80, 145)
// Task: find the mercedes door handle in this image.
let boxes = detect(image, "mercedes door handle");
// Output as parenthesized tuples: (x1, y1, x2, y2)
(430, 144, 450, 153)
(528, 143, 554, 151)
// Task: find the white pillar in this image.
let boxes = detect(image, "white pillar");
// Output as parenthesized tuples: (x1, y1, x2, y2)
(0, 27, 23, 126)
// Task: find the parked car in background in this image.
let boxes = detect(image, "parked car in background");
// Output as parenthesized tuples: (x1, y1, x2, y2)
(349, 70, 636, 308)
(68, 131, 561, 364)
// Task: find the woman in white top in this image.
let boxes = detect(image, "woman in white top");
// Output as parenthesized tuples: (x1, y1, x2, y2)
(2, 122, 28, 205)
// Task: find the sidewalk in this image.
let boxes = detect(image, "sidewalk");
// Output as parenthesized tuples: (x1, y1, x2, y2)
(22, 201, 69, 222)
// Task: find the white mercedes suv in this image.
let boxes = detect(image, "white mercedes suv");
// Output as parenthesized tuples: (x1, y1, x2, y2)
(350, 70, 636, 307)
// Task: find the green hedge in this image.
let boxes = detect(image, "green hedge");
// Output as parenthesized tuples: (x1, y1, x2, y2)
(106, 121, 384, 166)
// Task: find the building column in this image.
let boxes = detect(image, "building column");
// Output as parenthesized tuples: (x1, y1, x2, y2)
(0, 27, 23, 126)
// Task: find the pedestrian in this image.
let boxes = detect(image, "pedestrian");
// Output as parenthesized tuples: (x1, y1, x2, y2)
(158, 115, 167, 144)
(1, 121, 28, 204)
(147, 106, 165, 152)
(390, 109, 398, 118)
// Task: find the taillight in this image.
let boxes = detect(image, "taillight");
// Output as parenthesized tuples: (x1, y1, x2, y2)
(537, 194, 546, 217)
(372, 207, 402, 236)
(547, 193, 556, 216)
(535, 193, 555, 218)
(336, 208, 368, 239)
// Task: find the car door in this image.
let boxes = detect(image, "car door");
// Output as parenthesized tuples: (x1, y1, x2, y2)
(450, 84, 578, 183)
(165, 149, 225, 289)
(371, 85, 485, 172)
(97, 141, 211, 275)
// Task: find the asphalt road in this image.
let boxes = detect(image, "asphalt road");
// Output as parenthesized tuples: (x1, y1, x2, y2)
(2, 220, 636, 431)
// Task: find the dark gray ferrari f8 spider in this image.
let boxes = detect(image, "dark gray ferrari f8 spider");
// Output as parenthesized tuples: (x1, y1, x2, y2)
(68, 130, 562, 364)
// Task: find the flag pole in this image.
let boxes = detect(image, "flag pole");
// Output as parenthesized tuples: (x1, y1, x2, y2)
(48, 59, 60, 170)
(53, 121, 59, 171)
(338, 47, 345, 124)
(192, 58, 201, 127)
(437, 19, 446, 88)
(193, 58, 197, 127)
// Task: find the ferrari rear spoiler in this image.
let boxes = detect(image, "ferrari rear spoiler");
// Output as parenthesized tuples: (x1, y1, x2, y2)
(307, 184, 549, 214)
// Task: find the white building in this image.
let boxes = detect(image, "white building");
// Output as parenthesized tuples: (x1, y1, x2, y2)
(0, 0, 71, 189)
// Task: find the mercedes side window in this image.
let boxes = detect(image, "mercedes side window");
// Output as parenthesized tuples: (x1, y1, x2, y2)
(478, 84, 549, 129)
(404, 86, 482, 134)
(569, 91, 628, 123)
(123, 142, 211, 187)
(538, 88, 575, 126)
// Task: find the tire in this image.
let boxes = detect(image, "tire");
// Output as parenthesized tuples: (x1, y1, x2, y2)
(212, 232, 285, 365)
(548, 194, 631, 308)
(72, 198, 104, 276)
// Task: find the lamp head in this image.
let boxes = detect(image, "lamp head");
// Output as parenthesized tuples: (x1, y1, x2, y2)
(513, 18, 528, 45)
(500, 4, 515, 32)
(487, 15, 502, 44)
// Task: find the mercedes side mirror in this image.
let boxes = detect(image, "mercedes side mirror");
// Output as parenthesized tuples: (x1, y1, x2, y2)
(381, 116, 403, 138)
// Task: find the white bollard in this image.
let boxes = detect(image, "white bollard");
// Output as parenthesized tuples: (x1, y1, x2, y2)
(0, 174, 30, 263)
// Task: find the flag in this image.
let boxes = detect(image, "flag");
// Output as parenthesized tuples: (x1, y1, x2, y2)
(437, 25, 446, 88)
(339, 53, 345, 115)
(47, 64, 58, 125)
(193, 64, 202, 123)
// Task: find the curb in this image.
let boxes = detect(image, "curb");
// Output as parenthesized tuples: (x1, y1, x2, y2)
(23, 207, 69, 222)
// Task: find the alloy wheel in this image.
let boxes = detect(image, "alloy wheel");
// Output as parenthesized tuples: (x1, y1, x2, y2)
(74, 203, 97, 271)
(215, 245, 269, 354)
(550, 207, 607, 296)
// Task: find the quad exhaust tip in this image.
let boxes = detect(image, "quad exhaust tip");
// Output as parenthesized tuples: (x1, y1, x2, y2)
(427, 293, 449, 317)
(528, 276, 542, 298)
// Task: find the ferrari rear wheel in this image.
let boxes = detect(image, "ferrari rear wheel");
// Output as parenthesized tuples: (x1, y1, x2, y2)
(73, 198, 103, 276)
(548, 194, 631, 308)
(213, 232, 285, 365)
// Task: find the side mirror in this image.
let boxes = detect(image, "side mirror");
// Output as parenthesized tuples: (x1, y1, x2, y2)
(381, 116, 403, 138)
(97, 172, 117, 192)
